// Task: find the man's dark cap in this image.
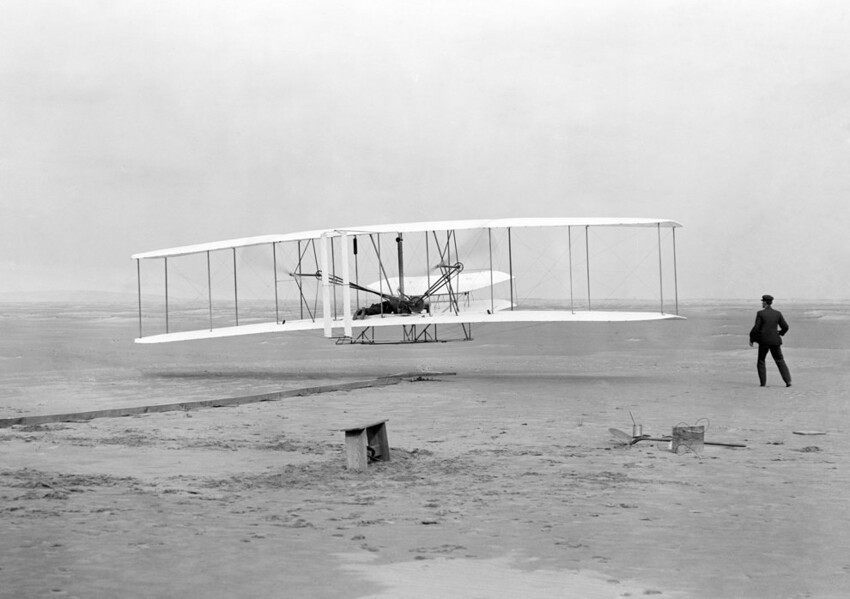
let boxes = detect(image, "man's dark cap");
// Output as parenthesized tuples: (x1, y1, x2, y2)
(761, 294, 774, 303)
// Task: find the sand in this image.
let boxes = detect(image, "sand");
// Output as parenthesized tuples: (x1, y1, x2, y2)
(1, 300, 849, 598)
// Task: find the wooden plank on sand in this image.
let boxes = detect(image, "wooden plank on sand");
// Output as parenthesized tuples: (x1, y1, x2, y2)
(0, 372, 454, 428)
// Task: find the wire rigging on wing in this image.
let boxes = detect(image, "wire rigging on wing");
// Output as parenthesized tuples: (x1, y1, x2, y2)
(292, 262, 464, 307)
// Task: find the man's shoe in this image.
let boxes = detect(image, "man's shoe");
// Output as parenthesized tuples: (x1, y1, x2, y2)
(786, 383, 792, 387)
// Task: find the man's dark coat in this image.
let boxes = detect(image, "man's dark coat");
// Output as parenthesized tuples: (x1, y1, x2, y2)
(749, 306, 789, 346)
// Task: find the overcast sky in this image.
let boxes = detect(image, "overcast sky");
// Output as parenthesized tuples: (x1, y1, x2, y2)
(2, 0, 849, 300)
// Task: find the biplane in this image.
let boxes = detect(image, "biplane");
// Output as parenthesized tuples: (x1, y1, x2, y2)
(131, 218, 684, 345)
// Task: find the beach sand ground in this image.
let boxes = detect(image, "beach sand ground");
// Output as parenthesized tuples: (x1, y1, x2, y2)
(1, 301, 849, 598)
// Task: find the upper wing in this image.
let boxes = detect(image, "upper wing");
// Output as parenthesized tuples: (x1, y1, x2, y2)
(131, 231, 329, 260)
(333, 217, 682, 237)
(132, 218, 682, 260)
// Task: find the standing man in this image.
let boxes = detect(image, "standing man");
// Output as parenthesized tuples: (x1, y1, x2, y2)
(749, 294, 792, 387)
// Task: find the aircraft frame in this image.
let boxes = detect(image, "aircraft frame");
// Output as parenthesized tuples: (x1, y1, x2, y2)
(131, 218, 684, 345)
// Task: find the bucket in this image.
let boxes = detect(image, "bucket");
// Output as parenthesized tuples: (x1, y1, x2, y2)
(671, 425, 704, 453)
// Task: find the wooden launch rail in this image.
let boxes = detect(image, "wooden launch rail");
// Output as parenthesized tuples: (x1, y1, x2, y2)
(0, 372, 454, 428)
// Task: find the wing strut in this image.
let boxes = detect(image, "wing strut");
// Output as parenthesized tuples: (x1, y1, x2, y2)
(657, 223, 664, 314)
(396, 232, 405, 297)
(568, 227, 574, 313)
(363, 235, 389, 295)
(508, 227, 514, 311)
(340, 232, 353, 338)
(488, 228, 494, 314)
(164, 257, 169, 333)
(320, 233, 332, 338)
(136, 259, 142, 338)
(296, 241, 304, 320)
(272, 243, 279, 324)
(425, 231, 431, 294)
(232, 248, 239, 326)
(673, 227, 679, 315)
(290, 240, 318, 323)
(331, 236, 338, 319)
(377, 234, 384, 316)
(585, 226, 591, 311)
(206, 251, 213, 330)
(429, 230, 462, 315)
(354, 235, 361, 310)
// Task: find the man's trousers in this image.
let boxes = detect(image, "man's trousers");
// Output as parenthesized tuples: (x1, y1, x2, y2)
(757, 343, 792, 386)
